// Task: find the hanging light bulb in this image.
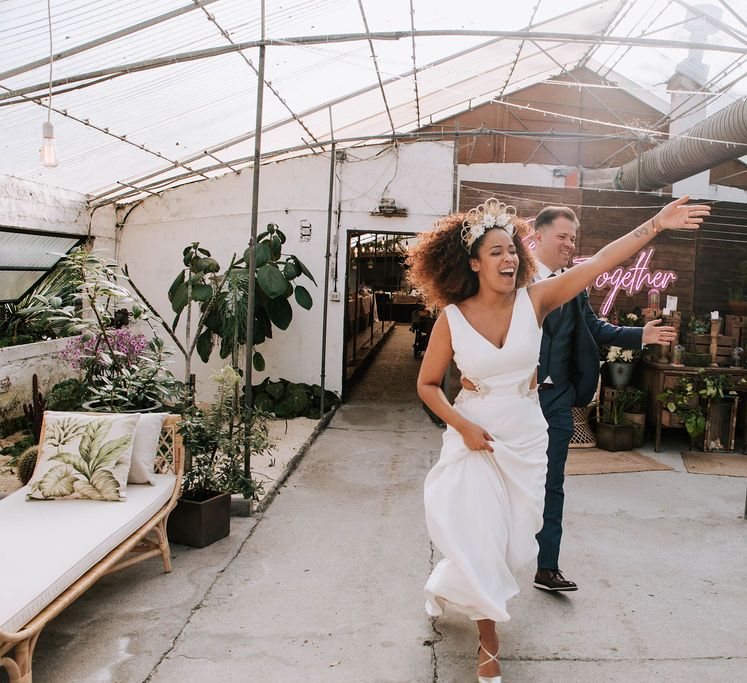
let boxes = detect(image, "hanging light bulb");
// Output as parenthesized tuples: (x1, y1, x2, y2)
(40, 0, 59, 168)
(40, 120, 58, 167)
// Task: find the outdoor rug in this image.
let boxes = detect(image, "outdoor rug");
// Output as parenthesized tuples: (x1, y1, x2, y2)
(566, 448, 672, 475)
(681, 451, 747, 477)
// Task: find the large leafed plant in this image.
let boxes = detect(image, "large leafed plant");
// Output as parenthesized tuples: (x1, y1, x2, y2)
(165, 225, 316, 377)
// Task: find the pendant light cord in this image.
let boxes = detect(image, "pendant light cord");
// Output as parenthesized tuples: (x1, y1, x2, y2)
(46, 0, 53, 122)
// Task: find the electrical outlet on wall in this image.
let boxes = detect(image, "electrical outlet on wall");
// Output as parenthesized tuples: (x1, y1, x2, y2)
(329, 291, 341, 302)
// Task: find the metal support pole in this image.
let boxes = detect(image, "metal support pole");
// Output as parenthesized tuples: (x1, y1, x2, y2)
(320, 142, 336, 417)
(352, 234, 362, 366)
(370, 232, 376, 348)
(243, 1, 266, 483)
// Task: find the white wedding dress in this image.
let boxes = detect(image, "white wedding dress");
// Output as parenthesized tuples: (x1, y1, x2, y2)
(424, 286, 549, 623)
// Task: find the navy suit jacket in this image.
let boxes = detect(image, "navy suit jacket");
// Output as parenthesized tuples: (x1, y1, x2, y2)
(538, 290, 644, 407)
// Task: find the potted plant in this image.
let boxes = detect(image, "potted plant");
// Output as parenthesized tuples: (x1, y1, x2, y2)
(727, 260, 747, 315)
(596, 393, 635, 452)
(655, 372, 735, 450)
(28, 249, 181, 413)
(167, 367, 272, 548)
(605, 345, 639, 389)
(619, 386, 646, 448)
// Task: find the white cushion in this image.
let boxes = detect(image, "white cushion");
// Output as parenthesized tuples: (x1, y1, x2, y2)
(0, 474, 175, 634)
(128, 413, 168, 485)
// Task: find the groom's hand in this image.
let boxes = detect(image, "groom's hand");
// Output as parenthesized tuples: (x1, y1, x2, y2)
(642, 319, 677, 346)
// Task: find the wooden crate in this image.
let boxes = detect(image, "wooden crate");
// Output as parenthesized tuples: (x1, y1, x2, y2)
(724, 315, 747, 347)
(684, 333, 735, 365)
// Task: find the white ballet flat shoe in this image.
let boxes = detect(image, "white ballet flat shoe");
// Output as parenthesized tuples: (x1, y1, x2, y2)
(477, 640, 502, 682)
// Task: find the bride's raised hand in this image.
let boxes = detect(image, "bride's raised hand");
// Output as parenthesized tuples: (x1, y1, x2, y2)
(653, 195, 711, 231)
(458, 421, 495, 453)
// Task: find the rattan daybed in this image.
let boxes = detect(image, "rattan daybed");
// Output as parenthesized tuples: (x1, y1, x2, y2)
(0, 414, 184, 683)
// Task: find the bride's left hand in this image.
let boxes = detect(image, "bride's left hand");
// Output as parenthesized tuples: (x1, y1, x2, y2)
(653, 195, 711, 231)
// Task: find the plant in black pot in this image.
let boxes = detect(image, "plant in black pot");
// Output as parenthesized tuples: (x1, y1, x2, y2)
(596, 393, 635, 452)
(168, 366, 273, 548)
(619, 386, 646, 448)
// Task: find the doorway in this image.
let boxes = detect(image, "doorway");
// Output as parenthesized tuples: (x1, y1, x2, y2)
(342, 230, 419, 396)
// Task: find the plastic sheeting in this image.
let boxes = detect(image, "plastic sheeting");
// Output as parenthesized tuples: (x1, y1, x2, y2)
(1, 0, 745, 204)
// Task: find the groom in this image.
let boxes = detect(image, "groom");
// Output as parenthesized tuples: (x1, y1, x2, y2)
(532, 206, 675, 592)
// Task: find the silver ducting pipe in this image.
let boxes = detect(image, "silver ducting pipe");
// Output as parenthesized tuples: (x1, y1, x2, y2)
(583, 96, 747, 191)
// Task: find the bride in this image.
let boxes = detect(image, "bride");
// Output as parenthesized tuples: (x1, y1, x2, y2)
(408, 196, 709, 681)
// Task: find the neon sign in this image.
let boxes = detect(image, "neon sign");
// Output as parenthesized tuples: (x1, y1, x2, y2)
(573, 247, 677, 316)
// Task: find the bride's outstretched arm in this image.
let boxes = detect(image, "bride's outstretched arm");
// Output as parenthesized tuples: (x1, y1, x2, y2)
(529, 195, 710, 321)
(417, 313, 495, 452)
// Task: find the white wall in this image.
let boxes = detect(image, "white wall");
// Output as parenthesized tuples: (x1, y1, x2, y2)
(0, 174, 116, 254)
(117, 141, 454, 400)
(0, 176, 116, 417)
(459, 162, 571, 190)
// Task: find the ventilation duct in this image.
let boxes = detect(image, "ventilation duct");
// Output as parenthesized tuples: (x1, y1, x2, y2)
(583, 97, 747, 191)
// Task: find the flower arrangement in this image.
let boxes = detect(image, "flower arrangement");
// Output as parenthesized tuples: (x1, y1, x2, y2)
(605, 346, 640, 364)
(60, 328, 148, 372)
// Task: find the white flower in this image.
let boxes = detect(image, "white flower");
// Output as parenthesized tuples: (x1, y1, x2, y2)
(621, 350, 635, 363)
(626, 313, 638, 321)
(482, 214, 497, 229)
(469, 224, 486, 242)
(495, 213, 509, 227)
(606, 346, 622, 362)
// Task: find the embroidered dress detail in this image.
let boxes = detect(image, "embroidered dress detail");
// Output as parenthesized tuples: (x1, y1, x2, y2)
(518, 373, 539, 404)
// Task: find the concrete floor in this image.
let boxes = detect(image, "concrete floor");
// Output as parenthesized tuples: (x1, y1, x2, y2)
(7, 327, 747, 682)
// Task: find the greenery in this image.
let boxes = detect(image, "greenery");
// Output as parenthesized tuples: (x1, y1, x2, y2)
(687, 315, 710, 336)
(16, 446, 38, 486)
(602, 392, 635, 426)
(727, 259, 747, 302)
(0, 264, 78, 348)
(0, 433, 35, 466)
(618, 386, 645, 413)
(45, 378, 87, 412)
(179, 367, 273, 501)
(657, 372, 738, 441)
(252, 378, 339, 419)
(25, 248, 181, 412)
(164, 227, 316, 381)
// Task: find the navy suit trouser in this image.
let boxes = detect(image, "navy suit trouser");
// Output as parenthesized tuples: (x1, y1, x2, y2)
(536, 381, 576, 571)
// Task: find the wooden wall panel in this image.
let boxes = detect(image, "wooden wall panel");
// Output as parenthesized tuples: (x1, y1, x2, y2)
(694, 203, 747, 315)
(419, 67, 663, 168)
(459, 182, 705, 316)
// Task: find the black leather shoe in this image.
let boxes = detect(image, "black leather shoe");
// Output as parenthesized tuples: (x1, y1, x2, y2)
(533, 568, 578, 592)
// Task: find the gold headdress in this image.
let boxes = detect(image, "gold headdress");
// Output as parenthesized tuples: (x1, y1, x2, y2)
(460, 198, 518, 252)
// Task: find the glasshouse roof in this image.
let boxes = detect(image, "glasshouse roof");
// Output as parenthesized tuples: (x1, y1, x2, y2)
(2, 0, 746, 206)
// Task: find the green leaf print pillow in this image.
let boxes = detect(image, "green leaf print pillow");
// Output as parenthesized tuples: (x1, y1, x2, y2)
(27, 412, 140, 502)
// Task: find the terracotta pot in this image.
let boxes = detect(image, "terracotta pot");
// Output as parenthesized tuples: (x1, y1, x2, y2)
(622, 411, 646, 448)
(167, 491, 231, 548)
(596, 422, 634, 452)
